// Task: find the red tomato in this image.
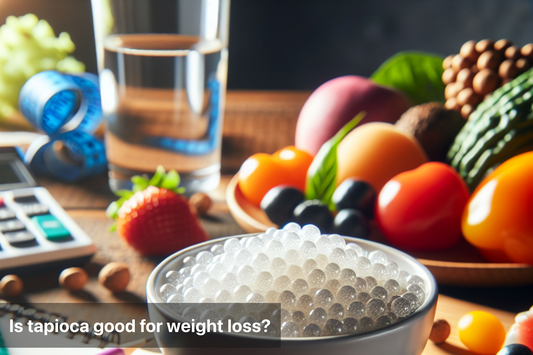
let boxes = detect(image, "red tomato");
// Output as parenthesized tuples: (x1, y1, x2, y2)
(375, 162, 470, 251)
(238, 146, 313, 207)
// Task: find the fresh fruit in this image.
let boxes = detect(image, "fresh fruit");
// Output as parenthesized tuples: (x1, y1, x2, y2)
(461, 152, 533, 264)
(458, 311, 506, 355)
(0, 14, 85, 119)
(336, 122, 428, 193)
(395, 102, 465, 162)
(260, 186, 305, 227)
(504, 306, 533, 352)
(443, 39, 532, 118)
(332, 179, 376, 219)
(239, 146, 312, 206)
(293, 200, 333, 232)
(295, 76, 412, 156)
(106, 166, 208, 256)
(448, 67, 533, 190)
(375, 162, 469, 251)
(333, 209, 371, 239)
(498, 344, 533, 355)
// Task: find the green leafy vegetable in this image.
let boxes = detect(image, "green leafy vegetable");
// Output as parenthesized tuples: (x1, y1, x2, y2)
(305, 112, 366, 209)
(371, 51, 445, 105)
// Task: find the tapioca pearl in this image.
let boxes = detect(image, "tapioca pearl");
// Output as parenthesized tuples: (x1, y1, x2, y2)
(167, 293, 185, 304)
(165, 270, 181, 284)
(386, 261, 399, 279)
(364, 276, 378, 290)
(218, 252, 235, 267)
(357, 292, 372, 303)
(353, 277, 367, 293)
(323, 279, 342, 294)
(233, 284, 252, 302)
(200, 309, 221, 323)
(178, 266, 191, 279)
(316, 236, 335, 254)
(235, 249, 253, 265)
(291, 310, 307, 326)
(183, 256, 196, 267)
(345, 249, 359, 267)
(284, 249, 302, 266)
(260, 232, 273, 245)
(270, 257, 288, 278)
(324, 262, 341, 280)
(215, 289, 233, 303)
(346, 242, 365, 256)
(384, 279, 401, 296)
(329, 248, 347, 267)
(224, 238, 241, 253)
(254, 271, 274, 292)
(291, 278, 309, 296)
(337, 285, 357, 306)
(182, 276, 194, 289)
(274, 275, 292, 293)
(283, 222, 301, 232)
(227, 303, 246, 320)
(406, 284, 426, 302)
(202, 277, 222, 297)
(391, 297, 411, 318)
(368, 250, 388, 265)
(175, 284, 185, 295)
(193, 271, 210, 289)
(359, 316, 374, 333)
(183, 287, 202, 303)
(265, 227, 277, 236)
(366, 299, 387, 319)
(346, 301, 366, 318)
(354, 257, 372, 276)
(160, 283, 177, 300)
(406, 275, 426, 292)
(308, 307, 328, 326)
(252, 253, 271, 272)
(371, 263, 388, 281)
(299, 240, 317, 259)
(265, 290, 279, 303)
(297, 294, 314, 314)
(244, 236, 266, 255)
(246, 292, 265, 304)
(301, 224, 321, 241)
(314, 289, 335, 308)
(207, 263, 227, 280)
(339, 268, 357, 285)
(282, 231, 302, 250)
(388, 311, 398, 323)
(387, 295, 401, 311)
(307, 269, 326, 288)
(281, 321, 301, 337)
(302, 259, 318, 274)
(302, 323, 322, 337)
(237, 265, 256, 285)
(324, 318, 344, 336)
(315, 254, 330, 268)
(220, 272, 238, 291)
(287, 265, 304, 280)
(397, 270, 410, 288)
(343, 317, 359, 334)
(327, 303, 345, 320)
(266, 240, 285, 259)
(375, 315, 392, 329)
(182, 306, 200, 320)
(278, 290, 297, 310)
(370, 286, 388, 302)
(210, 244, 224, 256)
(401, 292, 420, 311)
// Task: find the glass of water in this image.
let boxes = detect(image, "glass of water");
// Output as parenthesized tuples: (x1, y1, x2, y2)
(91, 0, 230, 193)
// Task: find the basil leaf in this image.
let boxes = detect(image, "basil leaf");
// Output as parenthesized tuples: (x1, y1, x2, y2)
(305, 112, 366, 209)
(371, 51, 445, 105)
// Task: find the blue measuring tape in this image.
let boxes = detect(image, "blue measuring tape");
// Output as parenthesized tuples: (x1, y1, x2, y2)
(19, 71, 106, 182)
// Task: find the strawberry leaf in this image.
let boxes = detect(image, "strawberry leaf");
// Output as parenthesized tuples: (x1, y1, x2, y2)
(149, 165, 166, 186)
(132, 176, 149, 192)
(115, 190, 134, 199)
(175, 187, 186, 194)
(109, 223, 117, 232)
(161, 170, 179, 190)
(106, 201, 119, 219)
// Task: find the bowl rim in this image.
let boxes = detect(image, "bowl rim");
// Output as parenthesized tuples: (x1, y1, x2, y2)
(146, 233, 438, 343)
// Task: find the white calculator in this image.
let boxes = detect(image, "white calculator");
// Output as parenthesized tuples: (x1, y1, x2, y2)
(0, 146, 96, 275)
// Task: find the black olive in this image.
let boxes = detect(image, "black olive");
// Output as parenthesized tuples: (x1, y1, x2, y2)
(332, 179, 376, 219)
(293, 200, 333, 232)
(260, 185, 304, 226)
(333, 209, 371, 239)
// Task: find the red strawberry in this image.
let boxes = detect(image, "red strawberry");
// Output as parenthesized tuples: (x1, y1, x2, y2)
(107, 166, 208, 256)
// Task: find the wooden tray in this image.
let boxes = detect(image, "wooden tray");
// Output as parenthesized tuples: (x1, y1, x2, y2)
(226, 174, 533, 287)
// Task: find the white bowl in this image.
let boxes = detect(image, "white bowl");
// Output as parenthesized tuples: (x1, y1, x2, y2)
(147, 235, 438, 355)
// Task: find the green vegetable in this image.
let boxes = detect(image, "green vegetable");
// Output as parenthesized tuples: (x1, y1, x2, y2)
(447, 67, 533, 189)
(371, 51, 445, 105)
(305, 112, 366, 209)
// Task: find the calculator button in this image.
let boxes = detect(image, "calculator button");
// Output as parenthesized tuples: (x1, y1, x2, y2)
(0, 208, 16, 220)
(31, 215, 70, 241)
(4, 230, 36, 245)
(20, 203, 49, 217)
(13, 195, 39, 204)
(0, 219, 25, 233)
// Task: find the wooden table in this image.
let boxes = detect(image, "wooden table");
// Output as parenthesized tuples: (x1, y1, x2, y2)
(0, 91, 523, 354)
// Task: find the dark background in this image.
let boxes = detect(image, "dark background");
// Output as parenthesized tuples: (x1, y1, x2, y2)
(1, 0, 533, 90)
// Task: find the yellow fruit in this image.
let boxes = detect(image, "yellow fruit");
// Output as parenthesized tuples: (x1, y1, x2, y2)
(336, 123, 428, 192)
(458, 311, 506, 355)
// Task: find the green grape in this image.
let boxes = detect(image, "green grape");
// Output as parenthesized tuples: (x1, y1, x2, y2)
(0, 13, 85, 119)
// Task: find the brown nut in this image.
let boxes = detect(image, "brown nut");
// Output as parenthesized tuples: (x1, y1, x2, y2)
(442, 55, 454, 69)
(445, 81, 465, 100)
(521, 44, 533, 58)
(494, 39, 513, 52)
(59, 267, 88, 291)
(456, 68, 475, 88)
(0, 275, 23, 297)
(505, 46, 521, 60)
(456, 88, 481, 107)
(445, 98, 460, 111)
(477, 50, 501, 70)
(499, 59, 518, 79)
(451, 55, 472, 73)
(442, 68, 456, 85)
(461, 104, 475, 119)
(460, 40, 479, 62)
(189, 192, 212, 215)
(430, 319, 451, 344)
(473, 69, 499, 96)
(99, 262, 130, 293)
(475, 39, 494, 53)
(516, 58, 531, 74)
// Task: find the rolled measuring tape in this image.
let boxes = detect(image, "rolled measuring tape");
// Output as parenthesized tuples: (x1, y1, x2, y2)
(19, 70, 106, 182)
